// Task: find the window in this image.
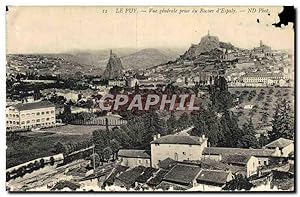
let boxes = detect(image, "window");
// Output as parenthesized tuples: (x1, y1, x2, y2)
(146, 160, 148, 164)
(264, 161, 267, 165)
(41, 112, 45, 115)
(46, 111, 49, 114)
(46, 118, 50, 121)
(36, 112, 40, 115)
(138, 159, 142, 164)
(41, 118, 45, 122)
(16, 114, 19, 118)
(21, 121, 25, 124)
(6, 114, 8, 117)
(36, 119, 40, 122)
(258, 161, 261, 165)
(31, 113, 35, 116)
(26, 113, 30, 116)
(51, 110, 54, 114)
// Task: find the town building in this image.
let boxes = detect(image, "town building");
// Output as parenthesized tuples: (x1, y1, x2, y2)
(158, 163, 201, 190)
(118, 149, 151, 168)
(241, 72, 285, 87)
(221, 155, 259, 177)
(195, 169, 233, 191)
(265, 138, 294, 157)
(150, 127, 208, 168)
(6, 101, 56, 130)
(202, 147, 281, 167)
(108, 79, 126, 87)
(127, 78, 139, 88)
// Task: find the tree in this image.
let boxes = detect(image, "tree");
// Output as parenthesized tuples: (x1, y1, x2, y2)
(40, 158, 45, 168)
(110, 139, 120, 160)
(224, 174, 253, 191)
(268, 100, 294, 141)
(192, 108, 224, 147)
(219, 110, 244, 147)
(89, 153, 100, 168)
(177, 112, 192, 130)
(237, 119, 259, 148)
(167, 112, 177, 133)
(258, 134, 269, 147)
(50, 157, 55, 166)
(54, 142, 67, 154)
(103, 147, 113, 162)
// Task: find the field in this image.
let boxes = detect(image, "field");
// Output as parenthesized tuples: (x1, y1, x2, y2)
(229, 87, 294, 131)
(6, 125, 106, 168)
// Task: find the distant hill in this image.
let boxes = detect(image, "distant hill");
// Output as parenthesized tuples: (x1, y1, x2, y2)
(120, 48, 176, 70)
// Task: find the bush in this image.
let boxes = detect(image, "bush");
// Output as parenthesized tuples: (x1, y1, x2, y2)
(50, 156, 55, 166)
(6, 172, 10, 182)
(40, 158, 45, 168)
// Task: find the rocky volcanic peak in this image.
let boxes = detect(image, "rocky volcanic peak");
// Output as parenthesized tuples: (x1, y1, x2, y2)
(182, 32, 220, 60)
(103, 50, 124, 79)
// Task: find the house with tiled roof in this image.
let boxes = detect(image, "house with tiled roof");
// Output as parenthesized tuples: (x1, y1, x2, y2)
(265, 138, 294, 157)
(150, 127, 208, 168)
(157, 163, 202, 190)
(117, 149, 151, 168)
(135, 167, 158, 189)
(195, 169, 233, 191)
(202, 147, 280, 167)
(146, 169, 169, 188)
(221, 155, 259, 177)
(114, 166, 146, 189)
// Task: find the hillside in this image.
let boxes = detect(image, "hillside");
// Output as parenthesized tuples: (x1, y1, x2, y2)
(121, 48, 174, 70)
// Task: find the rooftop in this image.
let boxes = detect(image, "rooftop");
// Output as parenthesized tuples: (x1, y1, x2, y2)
(221, 155, 252, 165)
(163, 164, 201, 185)
(135, 167, 158, 183)
(242, 72, 283, 78)
(115, 166, 146, 186)
(150, 129, 206, 145)
(146, 169, 169, 187)
(118, 149, 150, 159)
(11, 100, 55, 111)
(203, 147, 277, 157)
(158, 157, 177, 170)
(196, 169, 231, 185)
(265, 138, 294, 149)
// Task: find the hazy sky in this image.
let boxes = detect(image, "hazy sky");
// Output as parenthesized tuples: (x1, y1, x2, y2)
(6, 6, 294, 54)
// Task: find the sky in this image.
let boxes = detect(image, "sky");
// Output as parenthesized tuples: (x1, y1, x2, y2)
(6, 6, 294, 54)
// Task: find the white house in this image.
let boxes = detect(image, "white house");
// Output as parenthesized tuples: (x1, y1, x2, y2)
(6, 101, 56, 130)
(195, 169, 233, 191)
(150, 127, 208, 168)
(265, 138, 294, 157)
(118, 149, 151, 168)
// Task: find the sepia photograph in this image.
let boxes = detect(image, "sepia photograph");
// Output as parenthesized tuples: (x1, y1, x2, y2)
(5, 5, 295, 192)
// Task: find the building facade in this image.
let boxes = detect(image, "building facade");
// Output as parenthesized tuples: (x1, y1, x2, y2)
(150, 127, 208, 168)
(118, 149, 151, 168)
(6, 101, 56, 130)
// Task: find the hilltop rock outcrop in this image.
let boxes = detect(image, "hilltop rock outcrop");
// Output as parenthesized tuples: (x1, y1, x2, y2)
(103, 50, 124, 79)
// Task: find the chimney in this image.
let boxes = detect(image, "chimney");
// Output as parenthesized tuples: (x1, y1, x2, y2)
(153, 135, 157, 141)
(157, 133, 161, 138)
(202, 134, 206, 140)
(199, 138, 202, 143)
